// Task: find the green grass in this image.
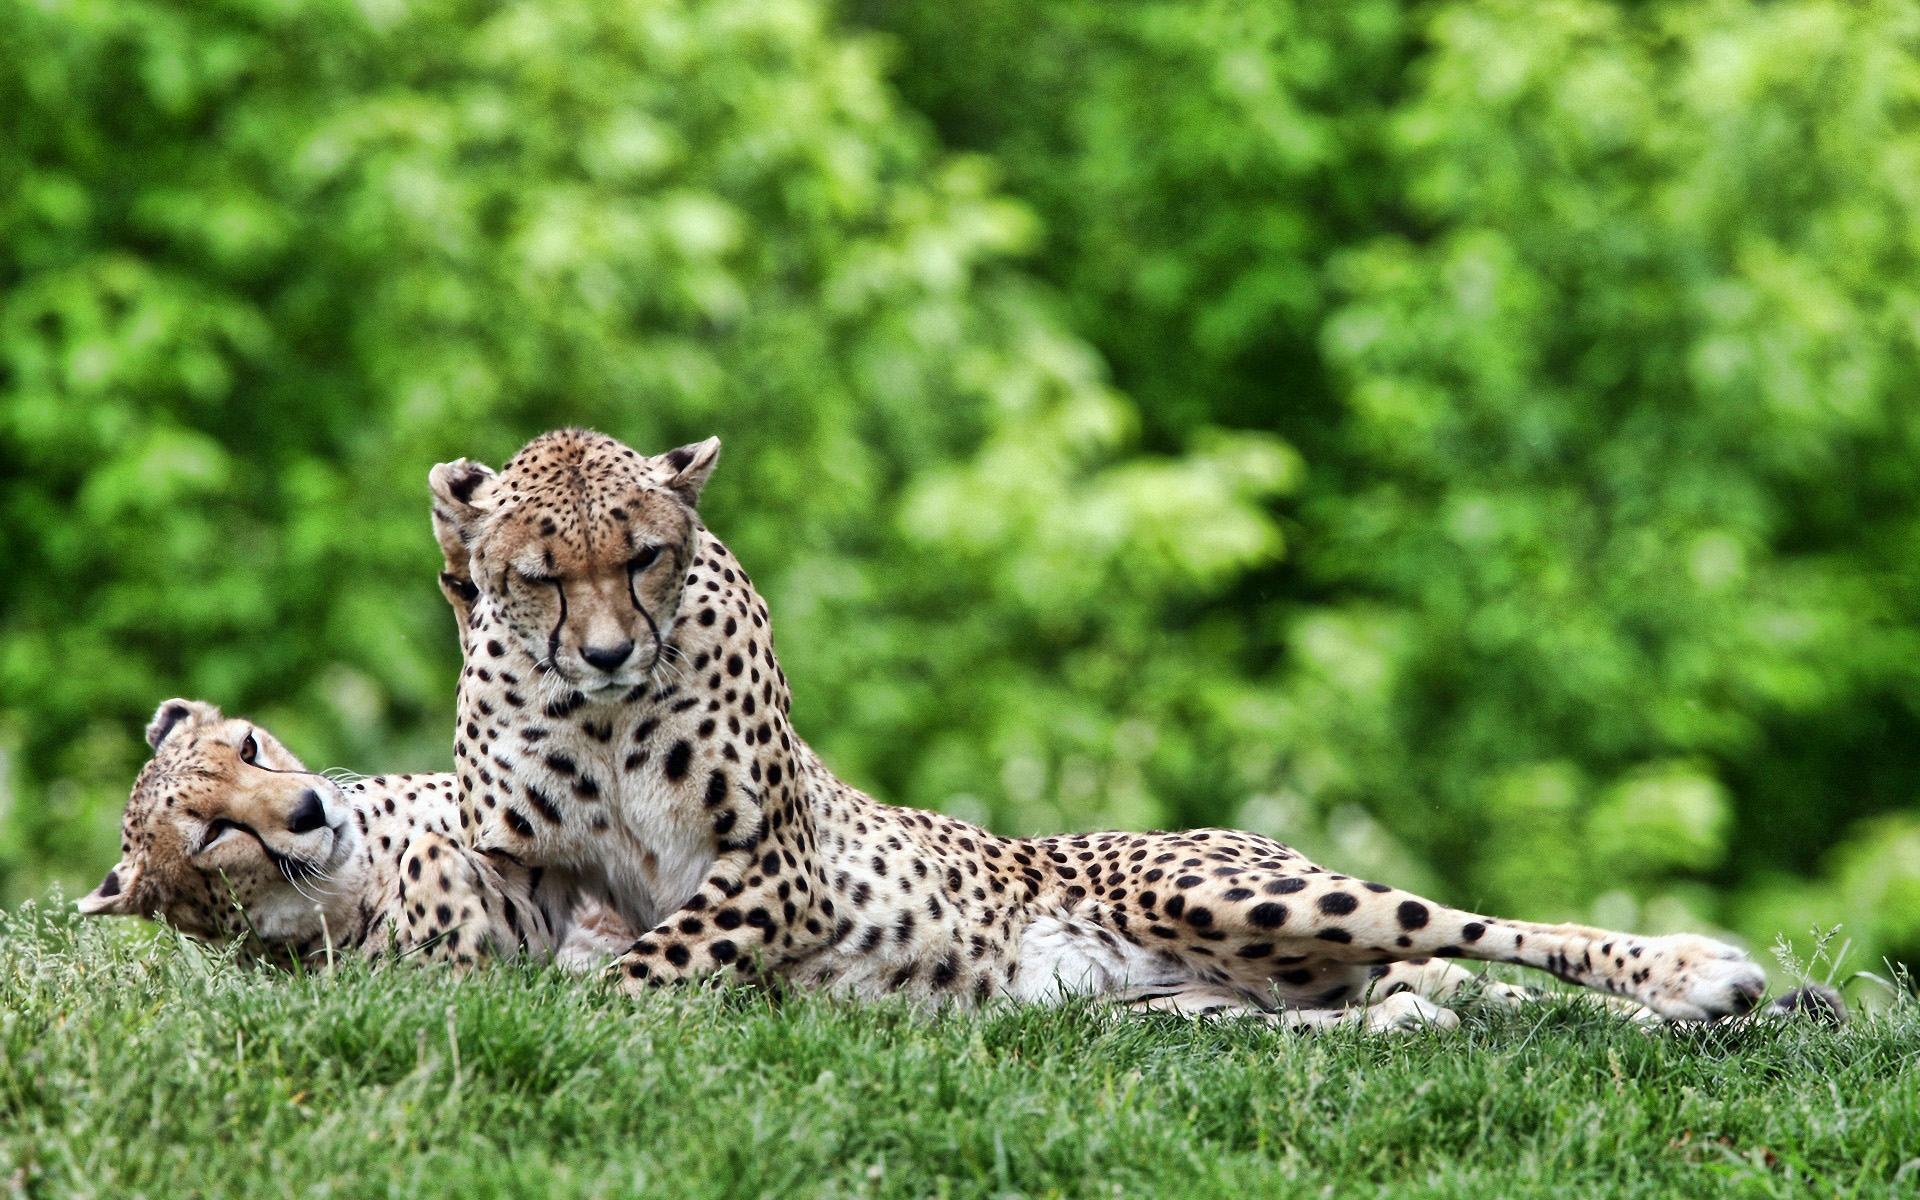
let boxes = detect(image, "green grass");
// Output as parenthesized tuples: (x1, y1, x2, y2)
(0, 901, 1914, 1200)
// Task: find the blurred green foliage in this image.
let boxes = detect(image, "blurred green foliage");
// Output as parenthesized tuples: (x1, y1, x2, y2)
(4, 0, 1919, 973)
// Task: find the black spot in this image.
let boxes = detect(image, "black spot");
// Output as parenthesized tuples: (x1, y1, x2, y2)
(705, 771, 729, 807)
(97, 869, 122, 898)
(544, 752, 577, 776)
(710, 940, 737, 963)
(1174, 875, 1203, 889)
(1396, 901, 1430, 930)
(1280, 968, 1315, 986)
(1186, 906, 1213, 928)
(407, 858, 422, 881)
(503, 809, 535, 837)
(1462, 922, 1487, 942)
(1265, 877, 1307, 895)
(1364, 881, 1392, 893)
(525, 784, 563, 824)
(664, 741, 693, 780)
(1236, 943, 1272, 959)
(1164, 895, 1185, 919)
(1317, 892, 1358, 916)
(1314, 929, 1353, 944)
(715, 909, 743, 931)
(931, 954, 959, 989)
(1248, 903, 1288, 929)
(665, 944, 691, 968)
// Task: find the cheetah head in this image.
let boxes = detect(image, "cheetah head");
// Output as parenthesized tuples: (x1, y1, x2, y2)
(429, 428, 720, 696)
(78, 700, 357, 947)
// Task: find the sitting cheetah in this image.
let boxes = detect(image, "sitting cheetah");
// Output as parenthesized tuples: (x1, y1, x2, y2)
(78, 699, 632, 970)
(426, 428, 1819, 1027)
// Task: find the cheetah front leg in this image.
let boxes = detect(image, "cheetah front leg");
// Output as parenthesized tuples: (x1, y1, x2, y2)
(608, 845, 820, 993)
(395, 833, 527, 967)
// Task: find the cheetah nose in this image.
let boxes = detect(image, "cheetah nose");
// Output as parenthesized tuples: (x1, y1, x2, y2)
(581, 640, 635, 672)
(287, 788, 328, 835)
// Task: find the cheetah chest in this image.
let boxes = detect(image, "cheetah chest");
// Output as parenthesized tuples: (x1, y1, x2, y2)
(459, 687, 724, 931)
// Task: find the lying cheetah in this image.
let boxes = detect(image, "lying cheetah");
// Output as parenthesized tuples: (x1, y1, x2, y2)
(79, 699, 632, 970)
(427, 428, 1822, 1027)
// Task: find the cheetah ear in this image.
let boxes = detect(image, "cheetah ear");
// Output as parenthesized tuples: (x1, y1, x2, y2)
(146, 699, 216, 751)
(76, 861, 142, 917)
(429, 458, 499, 567)
(659, 437, 721, 507)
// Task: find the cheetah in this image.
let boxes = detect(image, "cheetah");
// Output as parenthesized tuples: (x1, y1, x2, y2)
(79, 699, 632, 970)
(427, 428, 1822, 1028)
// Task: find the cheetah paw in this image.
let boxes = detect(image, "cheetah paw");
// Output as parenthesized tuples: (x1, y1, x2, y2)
(1637, 935, 1766, 1021)
(1366, 993, 1460, 1034)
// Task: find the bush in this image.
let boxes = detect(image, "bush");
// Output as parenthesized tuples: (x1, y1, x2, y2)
(852, 0, 1920, 964)
(0, 0, 1286, 899)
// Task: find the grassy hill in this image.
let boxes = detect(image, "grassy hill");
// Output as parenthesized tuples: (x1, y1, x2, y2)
(0, 900, 1911, 1199)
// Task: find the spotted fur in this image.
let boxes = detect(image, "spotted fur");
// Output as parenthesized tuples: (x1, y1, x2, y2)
(80, 700, 632, 970)
(431, 429, 1799, 1025)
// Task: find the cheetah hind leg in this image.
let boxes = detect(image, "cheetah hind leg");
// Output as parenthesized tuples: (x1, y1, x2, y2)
(1366, 957, 1660, 1023)
(1168, 865, 1766, 1021)
(1113, 982, 1458, 1034)
(1363, 948, 1841, 1025)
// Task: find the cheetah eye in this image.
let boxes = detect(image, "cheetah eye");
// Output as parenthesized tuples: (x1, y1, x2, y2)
(515, 568, 557, 586)
(629, 545, 662, 574)
(197, 818, 242, 854)
(239, 732, 259, 765)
